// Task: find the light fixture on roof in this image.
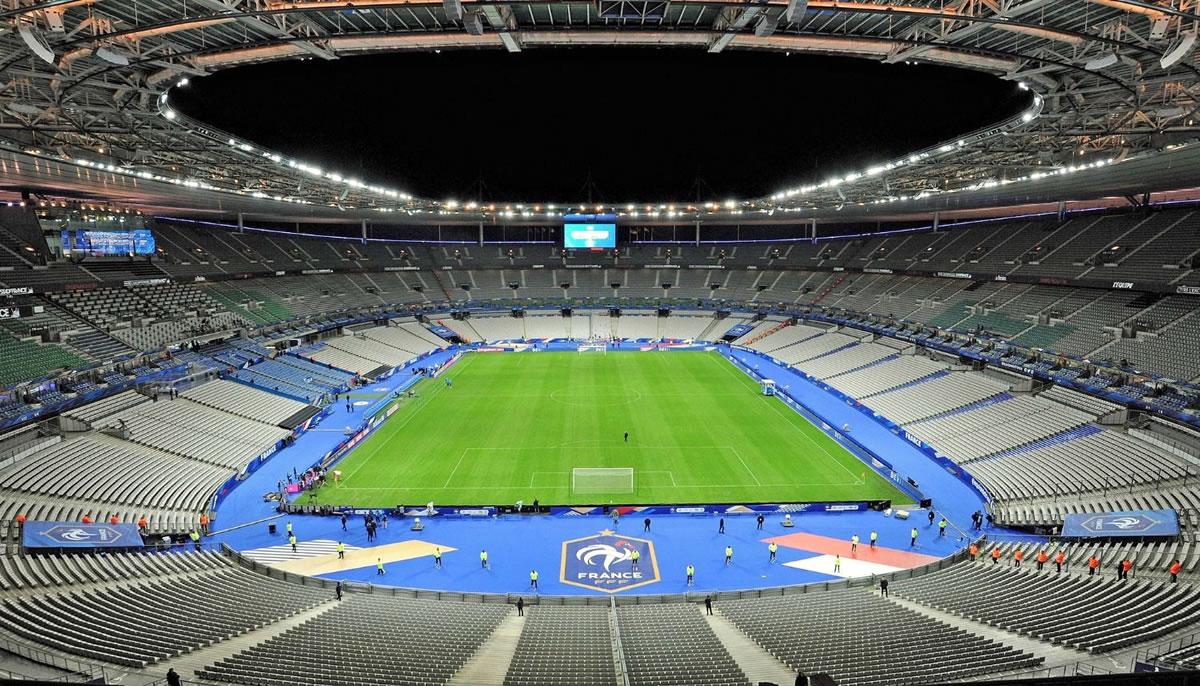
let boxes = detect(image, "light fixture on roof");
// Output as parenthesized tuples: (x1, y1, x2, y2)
(17, 22, 55, 65)
(95, 46, 131, 66)
(1083, 52, 1119, 70)
(1161, 31, 1198, 69)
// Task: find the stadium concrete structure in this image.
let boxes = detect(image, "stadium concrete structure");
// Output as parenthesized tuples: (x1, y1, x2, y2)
(3, 1, 1200, 685)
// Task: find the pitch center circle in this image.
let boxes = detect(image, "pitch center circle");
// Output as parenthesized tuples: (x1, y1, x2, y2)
(550, 388, 642, 407)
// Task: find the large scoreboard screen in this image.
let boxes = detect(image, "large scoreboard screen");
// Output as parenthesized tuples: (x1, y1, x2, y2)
(563, 214, 617, 249)
(61, 229, 156, 255)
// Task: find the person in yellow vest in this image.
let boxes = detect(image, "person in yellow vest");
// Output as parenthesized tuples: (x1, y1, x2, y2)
(480, 549, 489, 569)
(289, 533, 297, 553)
(376, 558, 385, 576)
(529, 569, 539, 590)
(686, 564, 695, 586)
(189, 529, 201, 551)
(910, 527, 918, 547)
(336, 541, 345, 560)
(286, 521, 293, 535)
(938, 518, 948, 537)
(724, 545, 733, 566)
(433, 548, 442, 569)
(850, 534, 859, 553)
(834, 555, 842, 573)
(870, 530, 878, 548)
(631, 548, 640, 571)
(768, 542, 778, 563)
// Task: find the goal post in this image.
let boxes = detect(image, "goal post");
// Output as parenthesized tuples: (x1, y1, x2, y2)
(571, 467, 635, 494)
(577, 341, 607, 354)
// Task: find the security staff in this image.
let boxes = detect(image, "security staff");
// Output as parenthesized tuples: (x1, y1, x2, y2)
(769, 542, 778, 563)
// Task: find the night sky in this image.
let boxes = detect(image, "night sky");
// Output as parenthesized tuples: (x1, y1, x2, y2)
(172, 49, 1029, 203)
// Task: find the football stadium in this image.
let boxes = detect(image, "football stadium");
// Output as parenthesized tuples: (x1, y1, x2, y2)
(4, 2, 1200, 686)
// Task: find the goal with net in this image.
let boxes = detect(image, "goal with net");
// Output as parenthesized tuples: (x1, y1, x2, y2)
(577, 341, 608, 354)
(571, 467, 635, 494)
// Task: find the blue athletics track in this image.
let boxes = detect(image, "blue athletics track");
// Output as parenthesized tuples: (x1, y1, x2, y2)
(209, 343, 1034, 597)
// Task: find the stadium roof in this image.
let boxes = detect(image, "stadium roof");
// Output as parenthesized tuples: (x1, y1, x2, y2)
(3, 0, 1200, 224)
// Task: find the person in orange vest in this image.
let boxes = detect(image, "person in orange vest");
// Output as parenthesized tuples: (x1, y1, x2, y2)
(991, 547, 1001, 565)
(137, 516, 148, 533)
(1087, 555, 1100, 576)
(1036, 550, 1048, 571)
(1169, 559, 1182, 583)
(1119, 558, 1132, 581)
(1054, 550, 1066, 573)
(109, 514, 119, 525)
(1013, 549, 1024, 568)
(14, 514, 25, 526)
(968, 543, 978, 561)
(81, 514, 92, 524)
(200, 513, 210, 535)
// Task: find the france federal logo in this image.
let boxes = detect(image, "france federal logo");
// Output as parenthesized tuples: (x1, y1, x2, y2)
(560, 530, 660, 593)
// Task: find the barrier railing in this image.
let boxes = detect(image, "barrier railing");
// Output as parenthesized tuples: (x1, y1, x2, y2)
(0, 630, 109, 683)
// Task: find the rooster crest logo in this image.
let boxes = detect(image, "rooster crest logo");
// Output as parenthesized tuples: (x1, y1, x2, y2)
(561, 531, 659, 593)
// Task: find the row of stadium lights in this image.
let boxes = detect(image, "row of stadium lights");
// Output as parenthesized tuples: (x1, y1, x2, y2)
(133, 82, 1065, 217)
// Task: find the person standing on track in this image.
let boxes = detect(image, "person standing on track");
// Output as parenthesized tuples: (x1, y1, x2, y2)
(624, 431, 629, 443)
(686, 564, 695, 586)
(725, 545, 733, 566)
(336, 541, 345, 559)
(718, 517, 725, 534)
(376, 559, 385, 576)
(870, 530, 877, 548)
(850, 534, 859, 553)
(643, 517, 651, 533)
(756, 513, 765, 530)
(434, 548, 442, 568)
(480, 549, 489, 570)
(910, 527, 918, 548)
(529, 569, 539, 591)
(631, 548, 640, 571)
(769, 542, 778, 563)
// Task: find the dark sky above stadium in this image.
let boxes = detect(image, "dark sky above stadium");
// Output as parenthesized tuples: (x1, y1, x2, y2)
(173, 49, 1029, 204)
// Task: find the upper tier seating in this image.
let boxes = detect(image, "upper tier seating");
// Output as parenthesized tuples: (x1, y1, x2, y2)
(0, 433, 227, 533)
(198, 592, 511, 686)
(0, 331, 88, 386)
(102, 397, 290, 470)
(616, 603, 748, 686)
(0, 549, 226, 592)
(894, 561, 1200, 653)
(861, 371, 1010, 425)
(504, 605, 617, 686)
(0, 554, 331, 667)
(903, 395, 1095, 462)
(794, 341, 897, 380)
(181, 379, 310, 426)
(719, 588, 1042, 686)
(826, 355, 947, 399)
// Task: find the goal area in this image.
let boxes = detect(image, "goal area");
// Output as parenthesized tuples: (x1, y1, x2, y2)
(571, 467, 635, 494)
(577, 341, 608, 354)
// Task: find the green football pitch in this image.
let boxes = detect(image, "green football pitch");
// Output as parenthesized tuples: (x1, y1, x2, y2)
(311, 350, 908, 507)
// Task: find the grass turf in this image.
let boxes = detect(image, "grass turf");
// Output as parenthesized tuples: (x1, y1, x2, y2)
(310, 350, 908, 507)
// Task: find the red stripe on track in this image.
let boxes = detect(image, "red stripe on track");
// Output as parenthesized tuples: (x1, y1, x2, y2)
(764, 531, 939, 569)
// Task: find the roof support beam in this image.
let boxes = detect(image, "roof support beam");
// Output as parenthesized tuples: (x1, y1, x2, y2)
(709, 2, 763, 53)
(481, 4, 521, 52)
